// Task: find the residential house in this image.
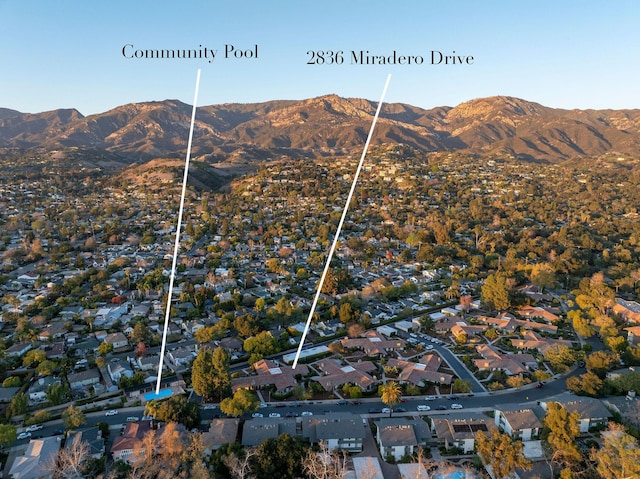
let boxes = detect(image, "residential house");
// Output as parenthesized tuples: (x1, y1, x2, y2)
(312, 358, 378, 392)
(6, 341, 33, 358)
(137, 354, 161, 372)
(241, 417, 296, 447)
(301, 413, 364, 452)
(474, 344, 537, 376)
(201, 419, 240, 456)
(104, 332, 129, 350)
(541, 396, 612, 433)
(232, 359, 308, 394)
(9, 436, 62, 479)
(386, 355, 453, 386)
(613, 298, 640, 324)
(450, 321, 488, 341)
(66, 426, 105, 459)
(183, 320, 204, 335)
(67, 369, 101, 390)
(341, 330, 406, 357)
(518, 306, 560, 323)
(108, 361, 134, 383)
(624, 325, 640, 345)
(110, 421, 153, 463)
(167, 347, 196, 368)
(495, 406, 543, 441)
(431, 413, 498, 453)
(28, 376, 60, 403)
(510, 330, 572, 354)
(351, 457, 384, 479)
(376, 418, 430, 461)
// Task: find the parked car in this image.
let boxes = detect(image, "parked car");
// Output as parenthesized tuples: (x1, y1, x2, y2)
(203, 404, 217, 410)
(269, 412, 281, 418)
(301, 411, 313, 416)
(381, 407, 391, 414)
(451, 403, 464, 409)
(535, 382, 544, 388)
(417, 405, 431, 411)
(105, 409, 118, 416)
(17, 432, 32, 440)
(435, 405, 447, 410)
(337, 399, 348, 405)
(126, 416, 139, 422)
(251, 412, 263, 418)
(424, 395, 436, 401)
(25, 424, 43, 432)
(393, 406, 407, 413)
(368, 407, 382, 414)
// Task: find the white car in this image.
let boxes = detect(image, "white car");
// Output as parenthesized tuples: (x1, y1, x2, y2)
(259, 402, 268, 408)
(25, 424, 43, 432)
(417, 405, 431, 411)
(451, 404, 463, 409)
(105, 409, 118, 416)
(381, 407, 391, 414)
(301, 411, 313, 416)
(269, 412, 281, 418)
(252, 412, 263, 418)
(17, 432, 32, 440)
(126, 416, 139, 422)
(203, 404, 217, 410)
(424, 395, 436, 401)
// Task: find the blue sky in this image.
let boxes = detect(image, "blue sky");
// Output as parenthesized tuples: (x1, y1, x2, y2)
(1, 0, 639, 115)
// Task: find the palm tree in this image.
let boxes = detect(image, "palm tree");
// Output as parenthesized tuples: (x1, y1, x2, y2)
(379, 381, 402, 417)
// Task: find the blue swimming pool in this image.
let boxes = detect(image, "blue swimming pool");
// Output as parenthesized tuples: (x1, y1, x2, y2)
(143, 388, 173, 401)
(435, 472, 473, 479)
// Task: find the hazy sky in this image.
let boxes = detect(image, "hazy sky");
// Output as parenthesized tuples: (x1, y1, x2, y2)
(1, 0, 639, 115)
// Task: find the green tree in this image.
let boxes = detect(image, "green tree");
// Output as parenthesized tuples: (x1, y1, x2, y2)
(585, 350, 618, 378)
(244, 331, 278, 364)
(566, 372, 604, 397)
(253, 433, 308, 479)
(97, 341, 113, 356)
(476, 429, 531, 479)
(8, 393, 28, 417)
(62, 404, 86, 431)
(220, 389, 259, 417)
(452, 378, 472, 393)
(379, 381, 402, 416)
(529, 263, 555, 292)
(481, 273, 511, 311)
(211, 347, 232, 401)
(46, 383, 69, 405)
(191, 349, 217, 402)
(543, 402, 581, 465)
(2, 376, 21, 387)
(543, 344, 576, 373)
(0, 424, 17, 447)
(592, 423, 640, 479)
(156, 395, 200, 429)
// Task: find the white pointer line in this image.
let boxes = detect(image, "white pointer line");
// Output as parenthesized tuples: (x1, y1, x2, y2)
(292, 73, 391, 369)
(156, 69, 201, 394)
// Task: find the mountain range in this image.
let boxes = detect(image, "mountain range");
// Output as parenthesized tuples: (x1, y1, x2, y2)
(2, 95, 640, 163)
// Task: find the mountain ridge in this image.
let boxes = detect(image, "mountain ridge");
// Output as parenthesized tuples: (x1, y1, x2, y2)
(2, 95, 640, 162)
